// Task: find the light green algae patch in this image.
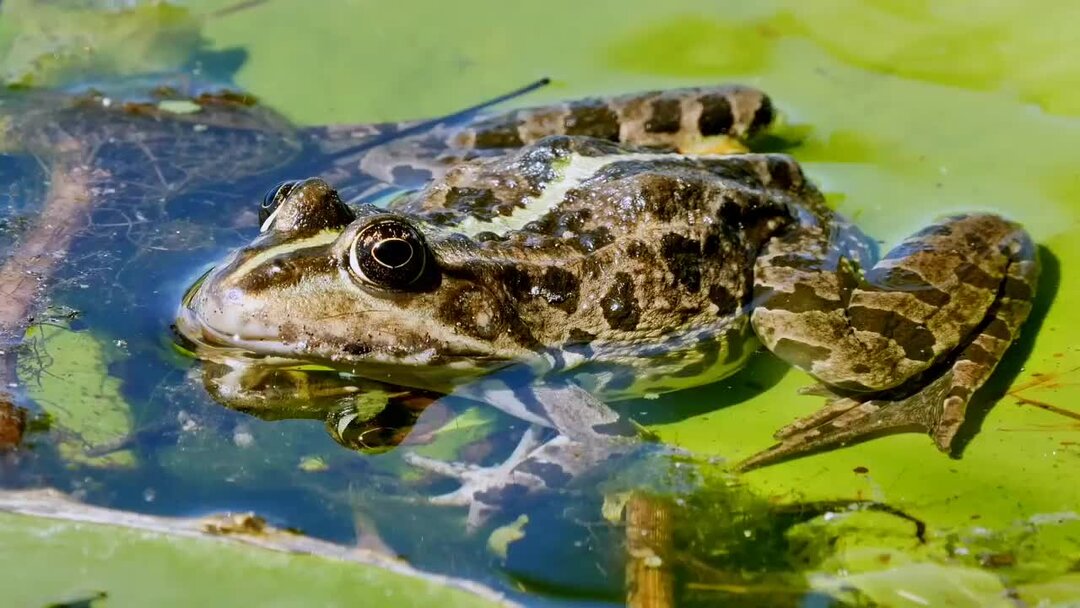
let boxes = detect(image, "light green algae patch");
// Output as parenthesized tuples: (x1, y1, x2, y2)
(0, 0, 202, 87)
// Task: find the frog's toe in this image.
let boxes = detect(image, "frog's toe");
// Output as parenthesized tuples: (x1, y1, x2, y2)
(737, 371, 962, 472)
(772, 394, 864, 439)
(404, 450, 544, 531)
(402, 425, 554, 529)
(403, 452, 477, 478)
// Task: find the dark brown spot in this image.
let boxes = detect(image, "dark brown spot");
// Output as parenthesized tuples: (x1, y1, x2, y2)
(504, 266, 532, 298)
(573, 226, 614, 253)
(864, 266, 951, 307)
(425, 211, 459, 226)
(882, 240, 935, 261)
(601, 272, 640, 331)
(984, 317, 1013, 341)
(764, 156, 801, 190)
(831, 379, 875, 392)
(538, 267, 580, 313)
(911, 224, 953, 238)
(626, 240, 651, 259)
(749, 95, 774, 135)
(767, 253, 822, 271)
(475, 231, 503, 242)
(564, 101, 620, 140)
(342, 343, 372, 356)
(945, 385, 971, 402)
(708, 284, 740, 316)
(715, 191, 791, 242)
(756, 283, 842, 314)
(852, 363, 871, 374)
(956, 261, 1002, 291)
(848, 306, 937, 362)
(471, 118, 525, 148)
(236, 254, 337, 293)
(443, 187, 503, 221)
(853, 466, 869, 474)
(567, 328, 596, 344)
(698, 93, 734, 136)
(660, 233, 702, 292)
(1003, 276, 1034, 301)
(436, 286, 507, 341)
(699, 157, 766, 185)
(772, 338, 831, 370)
(961, 342, 997, 368)
(644, 97, 682, 133)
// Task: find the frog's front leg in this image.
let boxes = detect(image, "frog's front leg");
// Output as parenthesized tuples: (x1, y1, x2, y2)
(404, 368, 641, 529)
(742, 214, 1038, 470)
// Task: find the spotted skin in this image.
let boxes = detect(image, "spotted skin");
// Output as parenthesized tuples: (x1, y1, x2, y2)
(741, 214, 1038, 469)
(453, 84, 772, 151)
(339, 85, 773, 200)
(179, 83, 1041, 520)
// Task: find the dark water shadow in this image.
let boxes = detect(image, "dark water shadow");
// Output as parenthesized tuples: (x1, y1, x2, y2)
(623, 349, 791, 426)
(951, 244, 1060, 456)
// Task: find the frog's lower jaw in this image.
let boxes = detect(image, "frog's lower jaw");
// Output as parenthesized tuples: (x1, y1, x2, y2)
(175, 307, 300, 362)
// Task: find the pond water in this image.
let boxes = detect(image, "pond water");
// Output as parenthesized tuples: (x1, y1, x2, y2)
(1, 0, 1079, 606)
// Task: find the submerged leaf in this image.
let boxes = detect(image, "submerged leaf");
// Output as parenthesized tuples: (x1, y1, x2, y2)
(18, 323, 134, 468)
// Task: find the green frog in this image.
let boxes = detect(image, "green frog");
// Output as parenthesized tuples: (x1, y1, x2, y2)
(176, 85, 1038, 525)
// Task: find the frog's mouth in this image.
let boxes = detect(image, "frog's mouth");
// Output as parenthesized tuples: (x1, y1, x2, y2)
(174, 270, 505, 390)
(174, 269, 300, 359)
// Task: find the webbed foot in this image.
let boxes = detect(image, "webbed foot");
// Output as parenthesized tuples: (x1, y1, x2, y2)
(736, 374, 953, 472)
(741, 240, 1038, 472)
(404, 426, 551, 530)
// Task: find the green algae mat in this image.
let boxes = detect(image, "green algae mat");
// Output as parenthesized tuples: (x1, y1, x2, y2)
(1, 0, 1078, 605)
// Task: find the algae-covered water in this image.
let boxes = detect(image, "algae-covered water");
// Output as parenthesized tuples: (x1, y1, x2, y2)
(1, 0, 1078, 606)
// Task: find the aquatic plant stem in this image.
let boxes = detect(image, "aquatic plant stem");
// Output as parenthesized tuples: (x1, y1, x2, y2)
(0, 150, 97, 444)
(625, 493, 675, 608)
(0, 158, 98, 346)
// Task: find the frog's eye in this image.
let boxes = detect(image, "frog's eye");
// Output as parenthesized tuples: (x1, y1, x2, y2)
(348, 219, 428, 289)
(259, 180, 299, 231)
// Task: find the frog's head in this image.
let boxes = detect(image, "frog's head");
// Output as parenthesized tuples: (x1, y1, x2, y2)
(176, 177, 526, 389)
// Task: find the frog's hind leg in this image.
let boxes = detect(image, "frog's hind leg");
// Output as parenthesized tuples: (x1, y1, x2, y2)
(453, 84, 774, 153)
(743, 214, 1038, 470)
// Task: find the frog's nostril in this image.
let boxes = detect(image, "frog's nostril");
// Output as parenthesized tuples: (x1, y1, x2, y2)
(259, 180, 299, 229)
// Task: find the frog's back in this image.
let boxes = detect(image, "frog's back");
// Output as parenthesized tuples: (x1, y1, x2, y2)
(385, 135, 830, 395)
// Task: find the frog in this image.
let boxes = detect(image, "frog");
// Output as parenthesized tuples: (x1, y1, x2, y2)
(176, 84, 1038, 526)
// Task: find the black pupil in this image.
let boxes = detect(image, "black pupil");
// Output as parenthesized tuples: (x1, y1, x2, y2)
(371, 238, 413, 268)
